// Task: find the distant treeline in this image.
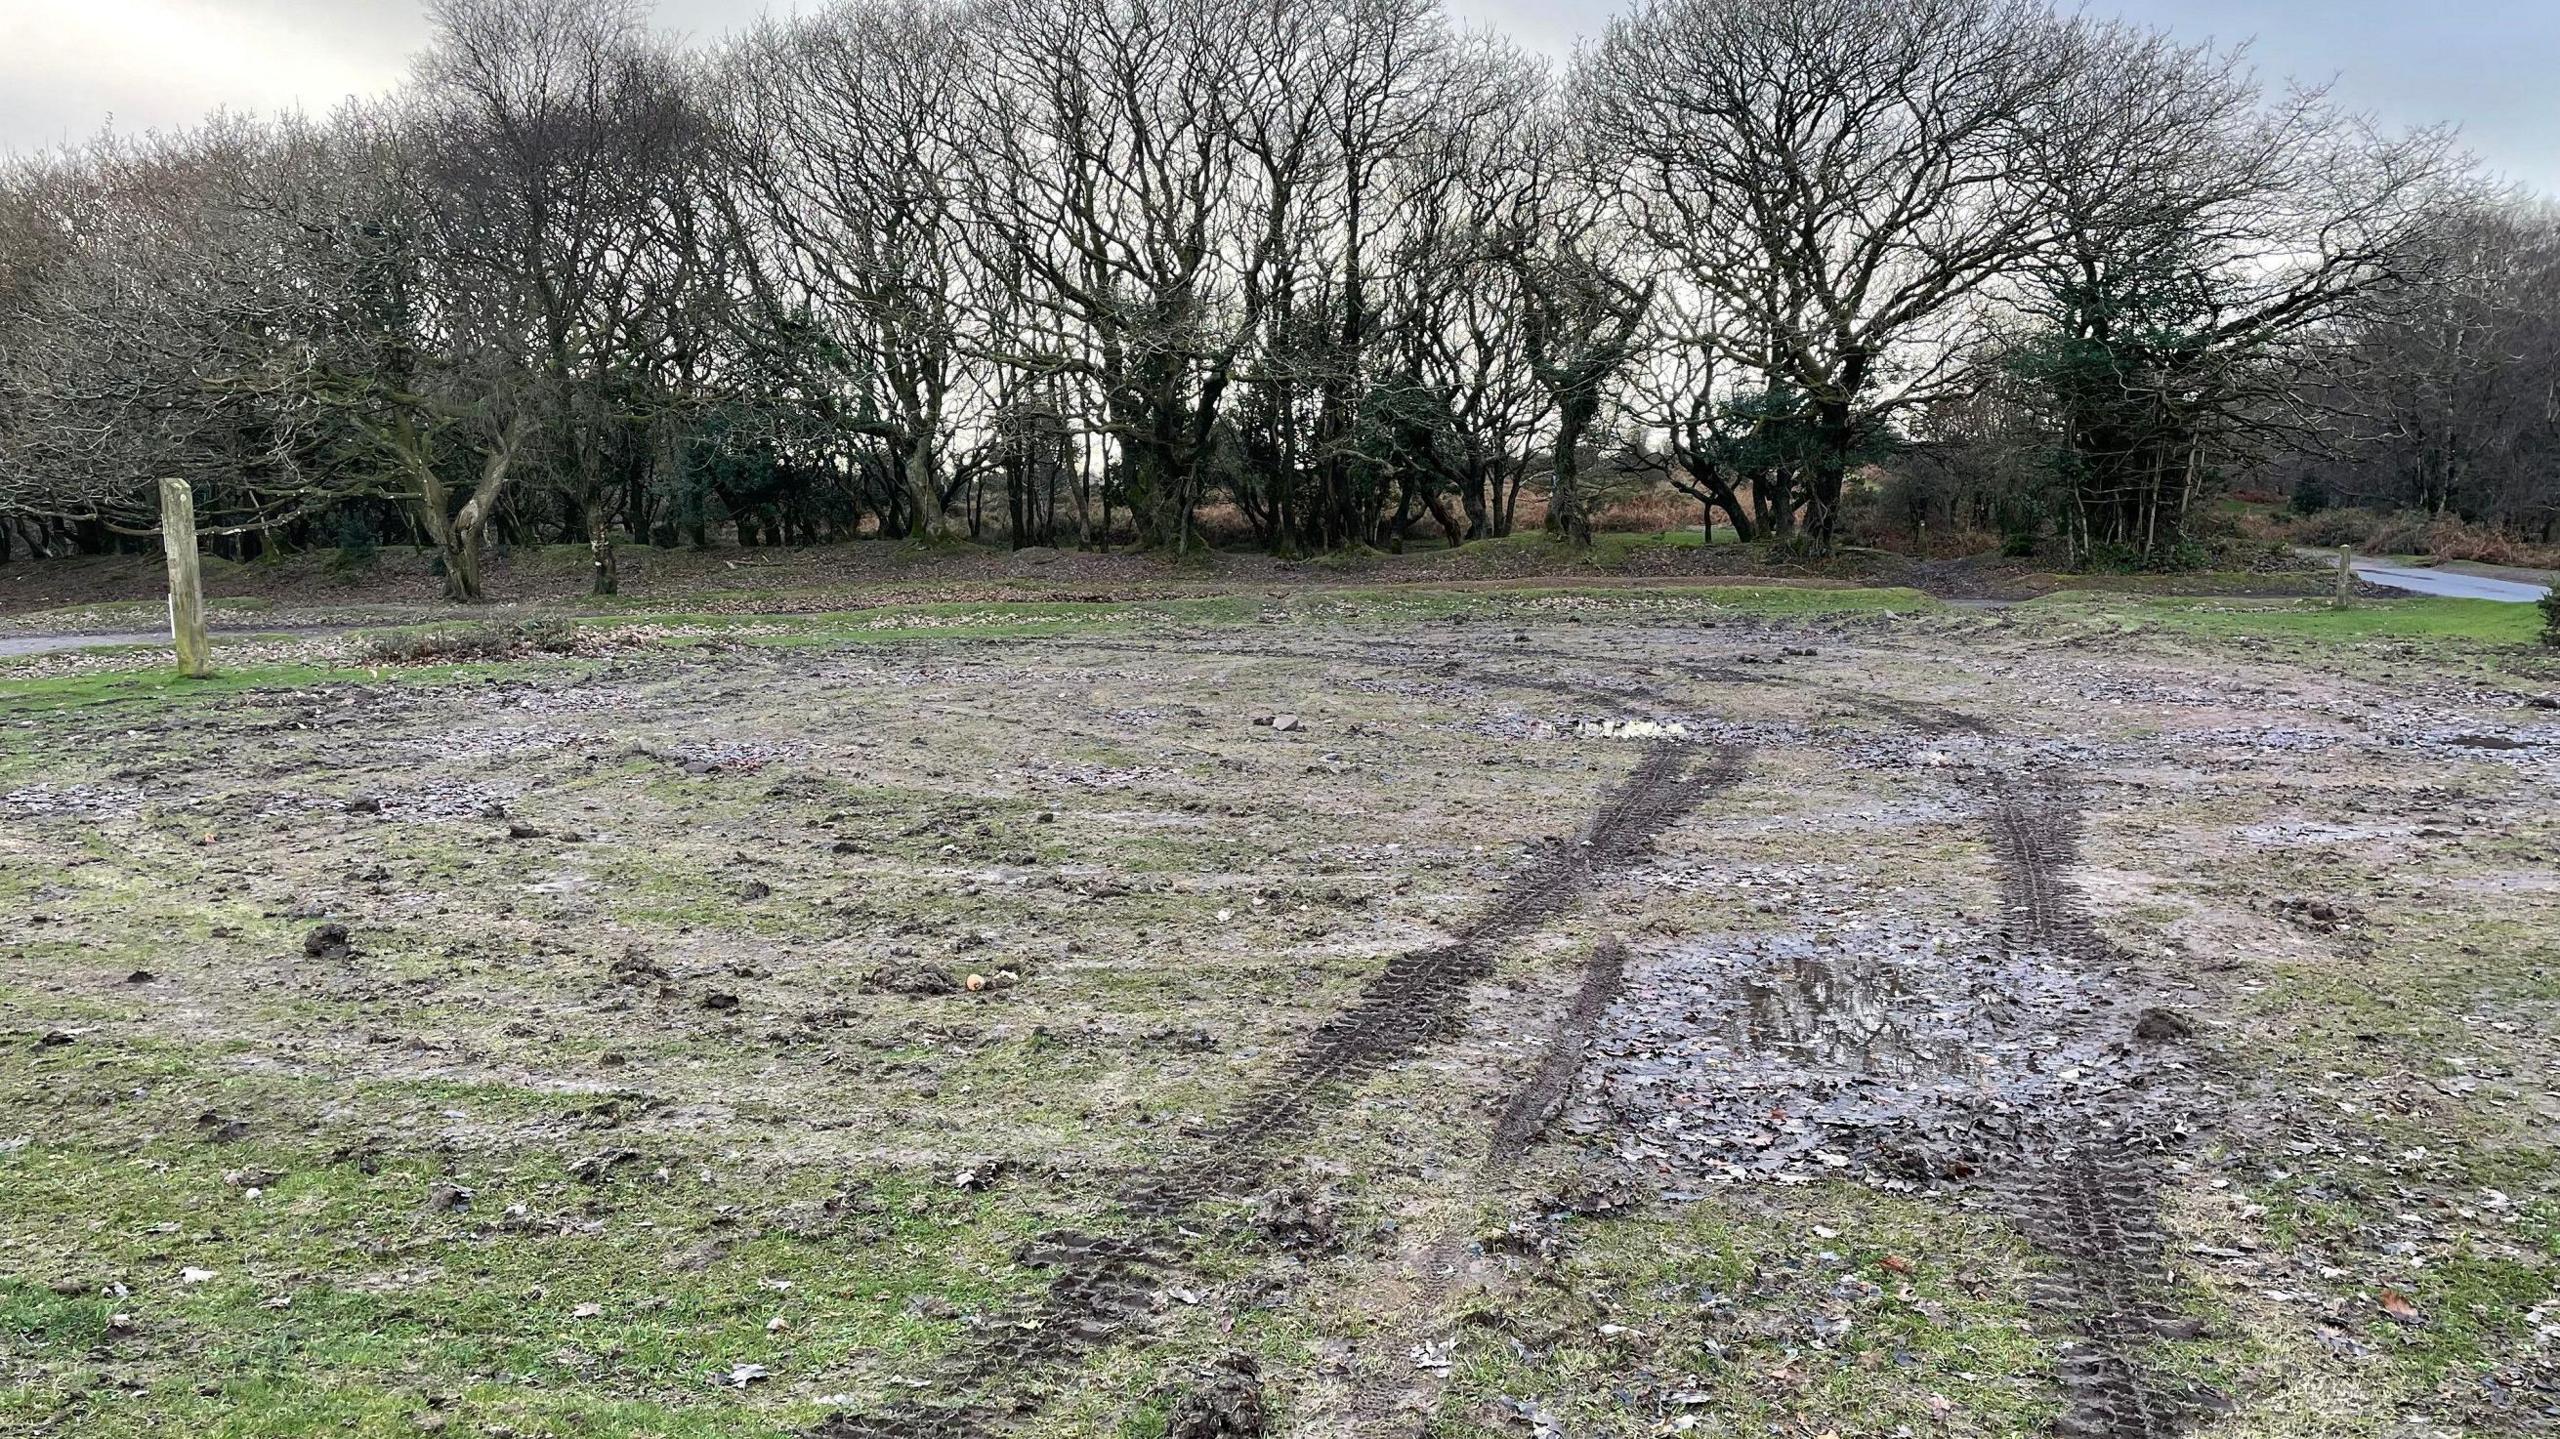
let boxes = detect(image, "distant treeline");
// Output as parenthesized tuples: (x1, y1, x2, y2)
(1, 0, 2551, 593)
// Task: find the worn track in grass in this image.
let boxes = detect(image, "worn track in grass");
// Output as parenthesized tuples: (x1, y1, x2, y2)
(817, 743, 1741, 1439)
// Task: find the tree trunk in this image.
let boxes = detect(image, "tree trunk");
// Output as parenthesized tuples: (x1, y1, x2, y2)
(587, 492, 619, 597)
(1549, 403, 1597, 548)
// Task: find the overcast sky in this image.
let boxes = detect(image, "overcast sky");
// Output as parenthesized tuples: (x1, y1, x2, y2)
(3, 0, 2554, 190)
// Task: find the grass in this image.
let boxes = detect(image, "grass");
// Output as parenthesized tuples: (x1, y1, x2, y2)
(2026, 592, 2545, 646)
(1434, 1187, 2059, 1438)
(6, 575, 2555, 1438)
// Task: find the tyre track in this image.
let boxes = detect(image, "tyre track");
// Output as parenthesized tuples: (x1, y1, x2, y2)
(1346, 935, 1636, 1433)
(817, 742, 1741, 1439)
(1984, 774, 2212, 1439)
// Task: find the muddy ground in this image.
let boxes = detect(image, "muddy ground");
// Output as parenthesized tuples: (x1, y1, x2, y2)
(2, 583, 2555, 1439)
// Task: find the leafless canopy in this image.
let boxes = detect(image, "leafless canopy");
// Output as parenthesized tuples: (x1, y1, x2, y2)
(0, 0, 2533, 574)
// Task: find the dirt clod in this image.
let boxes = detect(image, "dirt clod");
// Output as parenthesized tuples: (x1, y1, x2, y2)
(1162, 1352, 1269, 1439)
(301, 923, 352, 960)
(866, 962, 963, 997)
(1248, 1186, 1341, 1254)
(2134, 1008, 2195, 1043)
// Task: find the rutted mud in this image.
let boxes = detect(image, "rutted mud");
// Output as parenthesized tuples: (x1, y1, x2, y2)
(1984, 776, 2217, 1439)
(1578, 766, 2216, 1438)
(1489, 937, 1631, 1166)
(817, 743, 1741, 1438)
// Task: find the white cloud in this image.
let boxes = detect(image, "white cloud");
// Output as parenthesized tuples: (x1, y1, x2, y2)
(0, 0, 417, 151)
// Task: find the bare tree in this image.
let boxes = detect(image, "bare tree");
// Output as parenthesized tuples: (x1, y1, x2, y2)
(2006, 25, 2465, 561)
(1585, 0, 2075, 553)
(716, 0, 980, 542)
(405, 0, 692, 596)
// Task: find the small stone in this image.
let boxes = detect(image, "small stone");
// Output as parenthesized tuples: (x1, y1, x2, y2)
(301, 923, 352, 960)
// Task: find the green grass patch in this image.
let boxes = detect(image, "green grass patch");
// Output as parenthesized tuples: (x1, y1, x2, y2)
(2026, 592, 2541, 646)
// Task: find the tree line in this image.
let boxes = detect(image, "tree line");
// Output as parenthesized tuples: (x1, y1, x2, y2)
(0, 0, 2548, 596)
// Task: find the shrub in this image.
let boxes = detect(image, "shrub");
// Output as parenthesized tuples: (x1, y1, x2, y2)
(364, 618, 583, 664)
(2421, 516, 2534, 567)
(2540, 588, 2560, 649)
(1592, 487, 1698, 534)
(2289, 475, 2331, 515)
(2290, 509, 2380, 549)
(330, 512, 379, 575)
(2367, 514, 2435, 555)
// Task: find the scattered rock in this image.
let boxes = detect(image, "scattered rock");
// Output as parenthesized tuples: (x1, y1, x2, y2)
(700, 991, 741, 1013)
(301, 923, 353, 960)
(506, 821, 547, 840)
(34, 1029, 74, 1049)
(951, 1159, 1011, 1191)
(736, 879, 771, 902)
(195, 1111, 250, 1144)
(124, 970, 154, 984)
(1163, 1352, 1268, 1439)
(422, 1182, 473, 1213)
(344, 796, 382, 815)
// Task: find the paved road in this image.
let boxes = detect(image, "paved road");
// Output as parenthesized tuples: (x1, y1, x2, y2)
(0, 630, 170, 658)
(0, 625, 352, 659)
(2350, 560, 2551, 603)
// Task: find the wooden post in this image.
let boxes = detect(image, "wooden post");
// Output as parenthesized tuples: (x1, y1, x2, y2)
(2332, 544, 2355, 609)
(159, 477, 211, 678)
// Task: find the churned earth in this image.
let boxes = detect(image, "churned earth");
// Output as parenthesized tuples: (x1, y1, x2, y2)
(1, 580, 2554, 1439)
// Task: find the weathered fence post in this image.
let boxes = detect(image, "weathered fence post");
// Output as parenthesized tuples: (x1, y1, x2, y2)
(159, 477, 211, 678)
(2333, 545, 2354, 610)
